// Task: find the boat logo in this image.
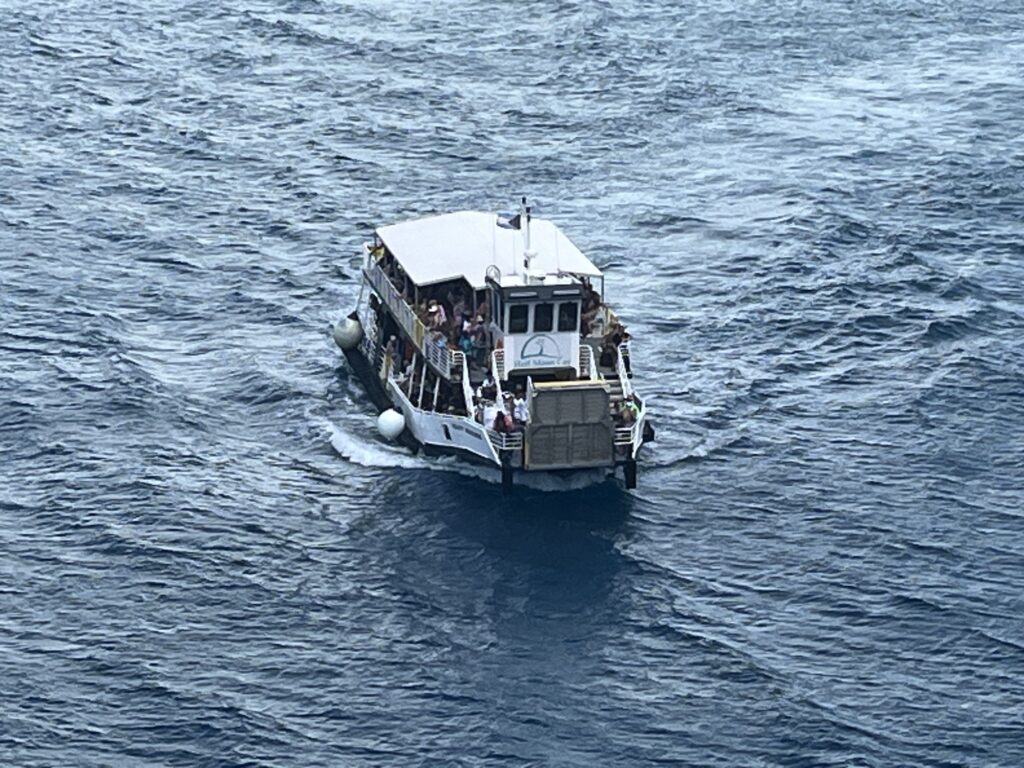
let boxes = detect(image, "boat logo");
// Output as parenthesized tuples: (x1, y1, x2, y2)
(518, 334, 566, 365)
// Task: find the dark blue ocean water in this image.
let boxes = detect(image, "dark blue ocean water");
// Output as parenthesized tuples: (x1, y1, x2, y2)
(3, 1, 1024, 765)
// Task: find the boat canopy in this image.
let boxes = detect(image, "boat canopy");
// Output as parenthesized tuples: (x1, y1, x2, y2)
(375, 211, 602, 290)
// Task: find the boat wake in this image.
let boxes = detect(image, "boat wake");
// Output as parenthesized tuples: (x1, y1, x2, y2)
(325, 421, 613, 492)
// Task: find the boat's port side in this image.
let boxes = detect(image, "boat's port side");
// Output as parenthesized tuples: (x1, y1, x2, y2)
(364, 247, 465, 381)
(389, 379, 499, 465)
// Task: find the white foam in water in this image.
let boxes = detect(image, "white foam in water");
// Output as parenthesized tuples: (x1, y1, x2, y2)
(326, 421, 425, 470)
(325, 421, 613, 491)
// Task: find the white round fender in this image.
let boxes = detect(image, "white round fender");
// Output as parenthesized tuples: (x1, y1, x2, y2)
(376, 409, 405, 441)
(333, 316, 364, 351)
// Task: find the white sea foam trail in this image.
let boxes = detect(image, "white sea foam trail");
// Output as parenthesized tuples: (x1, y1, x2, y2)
(325, 420, 613, 491)
(326, 421, 425, 470)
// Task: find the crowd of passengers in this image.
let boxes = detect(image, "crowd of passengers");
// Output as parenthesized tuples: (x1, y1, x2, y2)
(377, 245, 637, 428)
(389, 335, 640, 433)
(472, 372, 527, 434)
(379, 246, 628, 354)
(378, 247, 491, 366)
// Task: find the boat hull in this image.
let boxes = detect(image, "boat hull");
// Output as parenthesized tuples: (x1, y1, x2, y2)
(337, 301, 645, 490)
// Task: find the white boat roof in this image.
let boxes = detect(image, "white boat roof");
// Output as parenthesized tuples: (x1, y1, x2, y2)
(375, 210, 602, 290)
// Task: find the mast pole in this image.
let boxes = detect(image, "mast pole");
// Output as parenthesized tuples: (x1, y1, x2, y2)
(522, 196, 536, 275)
(522, 196, 530, 256)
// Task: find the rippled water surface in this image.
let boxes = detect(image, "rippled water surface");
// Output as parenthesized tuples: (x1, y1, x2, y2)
(3, 1, 1024, 765)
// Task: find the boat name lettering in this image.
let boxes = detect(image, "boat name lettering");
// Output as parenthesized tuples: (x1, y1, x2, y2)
(517, 334, 569, 366)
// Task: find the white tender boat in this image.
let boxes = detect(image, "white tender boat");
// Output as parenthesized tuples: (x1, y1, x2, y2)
(332, 200, 652, 492)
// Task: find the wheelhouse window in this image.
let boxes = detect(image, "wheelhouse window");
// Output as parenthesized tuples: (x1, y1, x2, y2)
(558, 302, 578, 332)
(533, 303, 554, 332)
(508, 304, 529, 333)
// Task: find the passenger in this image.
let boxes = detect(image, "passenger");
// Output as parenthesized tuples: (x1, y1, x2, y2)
(398, 357, 415, 383)
(384, 335, 399, 374)
(621, 396, 638, 425)
(477, 372, 497, 402)
(513, 391, 528, 423)
(475, 298, 490, 323)
(471, 322, 489, 367)
(599, 338, 617, 368)
(492, 410, 507, 433)
(581, 294, 602, 336)
(450, 291, 466, 324)
(427, 299, 446, 330)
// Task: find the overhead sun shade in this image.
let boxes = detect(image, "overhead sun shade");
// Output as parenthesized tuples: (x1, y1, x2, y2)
(375, 211, 602, 290)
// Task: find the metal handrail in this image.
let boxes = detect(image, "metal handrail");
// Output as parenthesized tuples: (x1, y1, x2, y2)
(615, 341, 633, 399)
(579, 343, 599, 381)
(365, 260, 423, 346)
(579, 344, 593, 380)
(366, 258, 462, 379)
(487, 429, 523, 451)
(422, 332, 453, 378)
(630, 401, 646, 457)
(491, 348, 506, 383)
(455, 350, 474, 414)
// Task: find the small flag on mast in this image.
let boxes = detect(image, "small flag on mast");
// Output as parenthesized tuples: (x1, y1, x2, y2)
(496, 212, 521, 230)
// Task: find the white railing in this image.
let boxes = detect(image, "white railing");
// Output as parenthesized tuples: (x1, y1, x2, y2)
(422, 334, 454, 378)
(455, 351, 474, 414)
(487, 430, 523, 451)
(630, 400, 646, 457)
(491, 348, 506, 382)
(615, 341, 634, 399)
(614, 412, 645, 453)
(365, 259, 423, 347)
(450, 349, 465, 374)
(378, 347, 392, 381)
(365, 257, 462, 380)
(579, 344, 593, 380)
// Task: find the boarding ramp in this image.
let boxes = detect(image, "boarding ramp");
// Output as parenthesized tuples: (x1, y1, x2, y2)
(524, 381, 613, 469)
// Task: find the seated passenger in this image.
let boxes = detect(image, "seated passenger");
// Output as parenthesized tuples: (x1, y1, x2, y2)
(599, 338, 617, 368)
(621, 396, 639, 425)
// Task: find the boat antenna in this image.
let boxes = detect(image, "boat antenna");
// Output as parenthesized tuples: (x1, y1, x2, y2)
(522, 196, 536, 274)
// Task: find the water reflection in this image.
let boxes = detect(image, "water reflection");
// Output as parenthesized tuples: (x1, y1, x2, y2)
(361, 474, 636, 752)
